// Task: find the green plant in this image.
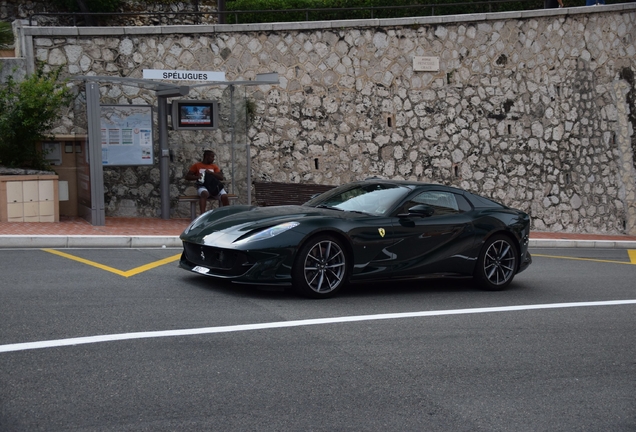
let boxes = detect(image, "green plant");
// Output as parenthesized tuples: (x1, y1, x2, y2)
(0, 22, 13, 49)
(244, 97, 257, 123)
(0, 65, 74, 169)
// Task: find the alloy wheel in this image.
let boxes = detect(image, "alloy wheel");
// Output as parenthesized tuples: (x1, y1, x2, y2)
(483, 239, 517, 286)
(302, 239, 346, 294)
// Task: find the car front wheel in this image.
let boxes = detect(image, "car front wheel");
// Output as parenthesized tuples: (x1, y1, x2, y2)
(474, 234, 518, 291)
(292, 235, 349, 298)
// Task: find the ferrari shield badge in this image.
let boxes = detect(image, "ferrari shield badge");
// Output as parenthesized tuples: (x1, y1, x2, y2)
(378, 228, 385, 238)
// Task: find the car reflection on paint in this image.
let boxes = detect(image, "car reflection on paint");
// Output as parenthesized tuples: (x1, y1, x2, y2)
(179, 179, 532, 298)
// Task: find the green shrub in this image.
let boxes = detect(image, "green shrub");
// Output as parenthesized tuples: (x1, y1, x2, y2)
(0, 65, 74, 169)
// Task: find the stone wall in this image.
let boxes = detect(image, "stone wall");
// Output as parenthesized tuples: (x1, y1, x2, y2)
(0, 57, 25, 81)
(12, 4, 636, 234)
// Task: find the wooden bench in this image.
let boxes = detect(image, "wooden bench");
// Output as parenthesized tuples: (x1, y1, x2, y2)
(253, 181, 336, 207)
(178, 194, 238, 220)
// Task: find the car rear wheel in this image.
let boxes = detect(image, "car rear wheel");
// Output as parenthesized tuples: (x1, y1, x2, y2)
(474, 234, 518, 291)
(292, 235, 349, 298)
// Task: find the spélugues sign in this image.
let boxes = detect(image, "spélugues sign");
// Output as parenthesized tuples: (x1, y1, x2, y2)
(143, 69, 226, 81)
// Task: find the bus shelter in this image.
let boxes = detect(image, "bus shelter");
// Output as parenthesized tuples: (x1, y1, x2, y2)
(74, 73, 279, 225)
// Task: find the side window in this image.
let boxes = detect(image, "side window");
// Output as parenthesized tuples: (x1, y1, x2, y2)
(403, 191, 463, 216)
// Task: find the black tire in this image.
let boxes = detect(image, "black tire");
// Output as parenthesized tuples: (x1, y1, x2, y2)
(474, 234, 518, 291)
(292, 234, 349, 299)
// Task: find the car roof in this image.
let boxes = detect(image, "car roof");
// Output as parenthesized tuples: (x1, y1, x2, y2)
(357, 179, 507, 209)
(359, 178, 465, 193)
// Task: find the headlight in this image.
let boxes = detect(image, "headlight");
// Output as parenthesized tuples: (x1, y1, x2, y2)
(234, 221, 300, 244)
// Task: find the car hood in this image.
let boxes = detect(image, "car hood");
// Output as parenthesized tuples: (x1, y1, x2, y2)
(181, 205, 352, 246)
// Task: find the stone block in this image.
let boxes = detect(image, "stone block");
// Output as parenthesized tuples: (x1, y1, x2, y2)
(125, 26, 163, 35)
(78, 27, 125, 36)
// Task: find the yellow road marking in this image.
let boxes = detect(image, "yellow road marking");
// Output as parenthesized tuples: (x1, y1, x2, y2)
(533, 252, 636, 266)
(43, 249, 181, 277)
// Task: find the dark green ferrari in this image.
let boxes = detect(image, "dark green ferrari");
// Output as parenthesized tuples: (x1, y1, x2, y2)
(179, 179, 532, 298)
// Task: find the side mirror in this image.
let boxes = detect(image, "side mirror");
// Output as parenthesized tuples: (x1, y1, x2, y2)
(398, 204, 434, 218)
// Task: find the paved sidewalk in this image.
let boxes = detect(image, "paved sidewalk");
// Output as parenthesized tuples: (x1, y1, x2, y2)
(1, 216, 636, 248)
(0, 217, 189, 248)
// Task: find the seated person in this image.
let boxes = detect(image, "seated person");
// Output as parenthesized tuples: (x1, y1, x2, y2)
(185, 149, 230, 214)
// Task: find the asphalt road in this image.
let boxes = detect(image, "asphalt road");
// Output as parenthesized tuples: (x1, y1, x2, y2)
(1, 247, 635, 431)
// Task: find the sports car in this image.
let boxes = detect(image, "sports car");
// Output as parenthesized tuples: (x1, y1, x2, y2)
(179, 179, 532, 298)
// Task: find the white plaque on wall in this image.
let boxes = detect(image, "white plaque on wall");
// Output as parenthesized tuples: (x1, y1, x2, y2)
(413, 56, 440, 72)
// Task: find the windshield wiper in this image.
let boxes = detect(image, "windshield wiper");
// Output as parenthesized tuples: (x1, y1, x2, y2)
(316, 204, 344, 211)
(316, 205, 371, 215)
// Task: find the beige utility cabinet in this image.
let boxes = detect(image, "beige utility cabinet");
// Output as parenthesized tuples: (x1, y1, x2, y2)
(0, 175, 59, 222)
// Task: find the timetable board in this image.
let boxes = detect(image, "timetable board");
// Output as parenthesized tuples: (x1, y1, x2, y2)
(100, 105, 154, 166)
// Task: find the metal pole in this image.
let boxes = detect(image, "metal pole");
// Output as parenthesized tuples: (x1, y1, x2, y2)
(85, 82, 105, 225)
(217, 0, 226, 24)
(246, 86, 251, 206)
(229, 85, 236, 195)
(158, 96, 170, 219)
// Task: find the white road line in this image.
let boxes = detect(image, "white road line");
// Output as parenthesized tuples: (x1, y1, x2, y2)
(2, 300, 636, 353)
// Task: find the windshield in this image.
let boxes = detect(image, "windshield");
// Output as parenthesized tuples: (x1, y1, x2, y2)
(305, 182, 411, 216)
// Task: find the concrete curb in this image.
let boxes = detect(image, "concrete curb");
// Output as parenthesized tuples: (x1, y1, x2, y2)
(530, 239, 636, 249)
(0, 235, 183, 249)
(1, 236, 635, 249)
